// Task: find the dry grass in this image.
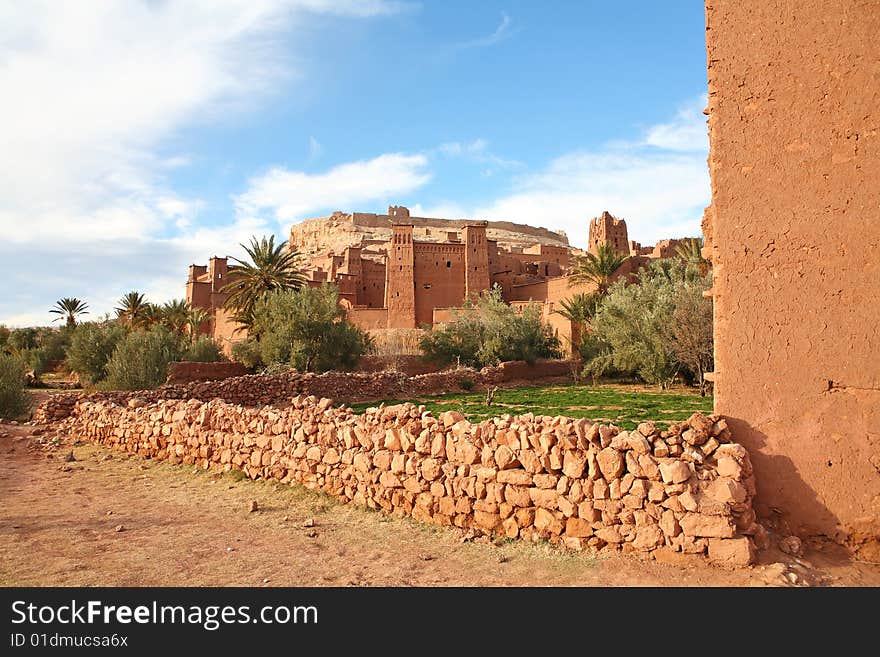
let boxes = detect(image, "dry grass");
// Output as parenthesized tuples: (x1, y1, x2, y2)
(367, 328, 425, 356)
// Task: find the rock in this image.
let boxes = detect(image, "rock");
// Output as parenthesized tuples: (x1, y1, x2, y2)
(659, 509, 680, 538)
(680, 513, 736, 538)
(708, 537, 755, 567)
(504, 485, 532, 507)
(532, 473, 558, 489)
(494, 445, 518, 470)
(678, 490, 699, 512)
(684, 412, 713, 444)
(564, 517, 594, 538)
(779, 535, 804, 557)
(248, 500, 259, 513)
(577, 501, 601, 523)
(706, 478, 748, 505)
(497, 469, 532, 486)
(658, 460, 691, 484)
(594, 526, 624, 544)
(627, 432, 652, 455)
(633, 524, 664, 550)
(379, 471, 403, 488)
(529, 488, 558, 509)
(474, 510, 501, 532)
(562, 450, 587, 478)
(597, 448, 625, 479)
(114, 524, 125, 532)
(557, 496, 576, 517)
(420, 458, 442, 481)
(534, 508, 563, 535)
(751, 523, 771, 550)
(653, 442, 670, 458)
(439, 411, 464, 427)
(302, 518, 315, 528)
(716, 456, 743, 480)
(637, 422, 656, 438)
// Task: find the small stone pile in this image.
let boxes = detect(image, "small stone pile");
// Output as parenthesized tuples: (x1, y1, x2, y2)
(33, 359, 576, 423)
(58, 394, 762, 566)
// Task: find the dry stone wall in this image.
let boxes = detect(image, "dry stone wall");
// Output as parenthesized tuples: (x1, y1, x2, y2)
(58, 395, 761, 566)
(34, 360, 575, 424)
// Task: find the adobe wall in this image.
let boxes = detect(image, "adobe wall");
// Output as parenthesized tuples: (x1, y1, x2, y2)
(360, 259, 386, 308)
(412, 242, 467, 327)
(347, 307, 389, 331)
(166, 361, 249, 384)
(704, 1, 880, 549)
(57, 396, 760, 566)
(355, 355, 445, 377)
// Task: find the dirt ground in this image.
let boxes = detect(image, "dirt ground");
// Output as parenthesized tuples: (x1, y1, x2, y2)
(2, 420, 879, 587)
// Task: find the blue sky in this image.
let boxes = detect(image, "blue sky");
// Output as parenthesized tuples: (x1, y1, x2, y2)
(0, 1, 710, 326)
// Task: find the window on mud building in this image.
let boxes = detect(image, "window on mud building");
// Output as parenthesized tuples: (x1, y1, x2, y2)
(446, 261, 451, 268)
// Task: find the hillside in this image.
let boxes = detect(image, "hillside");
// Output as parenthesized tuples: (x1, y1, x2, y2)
(289, 210, 571, 257)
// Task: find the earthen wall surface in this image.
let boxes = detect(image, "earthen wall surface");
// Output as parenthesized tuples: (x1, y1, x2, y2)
(704, 0, 880, 548)
(166, 361, 249, 384)
(412, 242, 467, 327)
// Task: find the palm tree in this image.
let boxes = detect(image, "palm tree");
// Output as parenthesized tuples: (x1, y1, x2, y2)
(115, 291, 150, 329)
(568, 243, 628, 295)
(49, 297, 89, 327)
(185, 307, 212, 343)
(220, 235, 306, 325)
(554, 293, 600, 324)
(160, 299, 190, 337)
(553, 292, 601, 356)
(675, 237, 710, 279)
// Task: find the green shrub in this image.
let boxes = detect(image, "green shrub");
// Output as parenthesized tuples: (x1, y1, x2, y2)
(251, 286, 371, 373)
(231, 339, 264, 370)
(0, 354, 31, 420)
(37, 326, 72, 362)
(103, 326, 181, 390)
(18, 347, 50, 377)
(420, 285, 561, 368)
(457, 376, 475, 391)
(583, 259, 713, 389)
(5, 327, 39, 352)
(182, 336, 225, 363)
(66, 322, 128, 385)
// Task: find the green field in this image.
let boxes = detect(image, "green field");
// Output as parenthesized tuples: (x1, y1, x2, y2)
(348, 383, 713, 430)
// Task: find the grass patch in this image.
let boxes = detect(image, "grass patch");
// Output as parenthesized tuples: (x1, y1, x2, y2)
(348, 382, 712, 429)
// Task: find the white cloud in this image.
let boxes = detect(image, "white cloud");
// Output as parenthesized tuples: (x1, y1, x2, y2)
(643, 94, 709, 152)
(472, 150, 708, 247)
(236, 153, 431, 223)
(455, 12, 513, 49)
(437, 138, 522, 169)
(308, 136, 324, 159)
(0, 0, 405, 325)
(417, 101, 710, 248)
